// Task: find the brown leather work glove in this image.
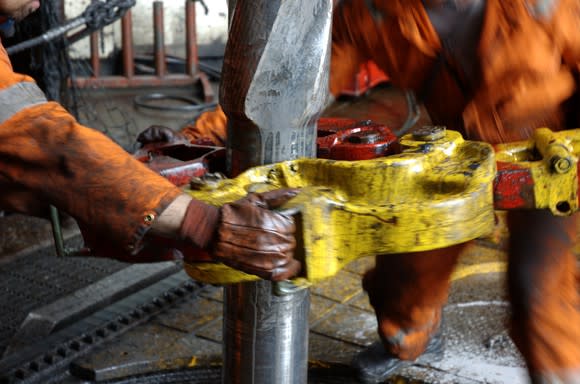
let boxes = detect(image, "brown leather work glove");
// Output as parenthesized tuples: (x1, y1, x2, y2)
(137, 125, 188, 146)
(180, 189, 301, 281)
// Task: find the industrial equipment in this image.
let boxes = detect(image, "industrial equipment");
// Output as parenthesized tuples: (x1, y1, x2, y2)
(138, 122, 580, 285)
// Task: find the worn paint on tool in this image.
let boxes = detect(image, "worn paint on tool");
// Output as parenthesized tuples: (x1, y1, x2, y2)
(188, 356, 197, 368)
(450, 262, 507, 282)
(494, 128, 579, 215)
(493, 163, 535, 210)
(135, 144, 225, 187)
(316, 118, 399, 160)
(181, 127, 580, 285)
(184, 129, 497, 284)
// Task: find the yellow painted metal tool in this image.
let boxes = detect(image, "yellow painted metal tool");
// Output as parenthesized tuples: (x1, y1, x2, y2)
(493, 128, 578, 216)
(184, 127, 497, 284)
(183, 127, 580, 285)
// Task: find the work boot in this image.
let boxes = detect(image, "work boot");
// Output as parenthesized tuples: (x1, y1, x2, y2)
(351, 328, 445, 384)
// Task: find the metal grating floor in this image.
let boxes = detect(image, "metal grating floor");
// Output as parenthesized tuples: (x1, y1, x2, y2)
(0, 246, 127, 353)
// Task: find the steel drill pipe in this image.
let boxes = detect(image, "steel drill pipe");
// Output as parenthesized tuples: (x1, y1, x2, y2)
(221, 0, 333, 176)
(219, 1, 333, 384)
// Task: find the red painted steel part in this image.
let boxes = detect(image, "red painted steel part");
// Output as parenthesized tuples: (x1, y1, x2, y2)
(135, 143, 225, 187)
(137, 118, 400, 186)
(338, 60, 390, 97)
(138, 119, 575, 213)
(317, 118, 400, 160)
(493, 162, 536, 210)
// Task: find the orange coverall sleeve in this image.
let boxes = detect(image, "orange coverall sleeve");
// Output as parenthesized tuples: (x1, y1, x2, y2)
(553, 0, 580, 80)
(0, 43, 182, 255)
(460, 0, 580, 144)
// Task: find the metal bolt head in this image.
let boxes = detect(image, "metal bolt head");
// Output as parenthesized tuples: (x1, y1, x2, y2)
(551, 156, 573, 174)
(355, 119, 373, 127)
(412, 126, 446, 142)
(143, 213, 155, 224)
(190, 173, 227, 190)
(347, 130, 381, 144)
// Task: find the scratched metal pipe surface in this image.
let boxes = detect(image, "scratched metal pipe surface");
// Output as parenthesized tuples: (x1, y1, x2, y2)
(220, 0, 332, 176)
(220, 0, 333, 383)
(223, 281, 311, 384)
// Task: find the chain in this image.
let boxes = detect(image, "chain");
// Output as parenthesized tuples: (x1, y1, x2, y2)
(6, 0, 214, 55)
(195, 0, 210, 15)
(83, 0, 136, 31)
(6, 0, 136, 55)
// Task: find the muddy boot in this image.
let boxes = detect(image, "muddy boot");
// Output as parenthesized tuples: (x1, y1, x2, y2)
(351, 328, 445, 384)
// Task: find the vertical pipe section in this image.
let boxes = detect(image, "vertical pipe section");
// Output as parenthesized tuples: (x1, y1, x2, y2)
(121, 10, 134, 79)
(220, 1, 332, 383)
(89, 0, 99, 77)
(223, 282, 310, 384)
(221, 0, 332, 175)
(185, 0, 198, 76)
(227, 0, 237, 29)
(89, 32, 100, 77)
(153, 1, 166, 77)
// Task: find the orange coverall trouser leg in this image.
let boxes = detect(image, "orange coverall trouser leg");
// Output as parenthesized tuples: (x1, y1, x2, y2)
(362, 244, 465, 360)
(508, 210, 580, 377)
(364, 210, 580, 376)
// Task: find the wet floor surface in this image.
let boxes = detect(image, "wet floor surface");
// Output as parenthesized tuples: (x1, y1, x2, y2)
(1, 84, 574, 383)
(52, 241, 524, 384)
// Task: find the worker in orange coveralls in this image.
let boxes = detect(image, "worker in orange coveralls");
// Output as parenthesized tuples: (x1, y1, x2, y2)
(140, 0, 580, 383)
(0, 0, 301, 282)
(332, 2, 580, 383)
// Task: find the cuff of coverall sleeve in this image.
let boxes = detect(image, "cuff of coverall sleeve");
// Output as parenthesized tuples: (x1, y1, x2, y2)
(125, 188, 183, 255)
(179, 199, 221, 250)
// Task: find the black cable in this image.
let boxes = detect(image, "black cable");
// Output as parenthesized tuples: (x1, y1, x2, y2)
(133, 92, 217, 113)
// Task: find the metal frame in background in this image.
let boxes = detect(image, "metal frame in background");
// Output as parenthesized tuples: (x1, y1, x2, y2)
(72, 0, 214, 103)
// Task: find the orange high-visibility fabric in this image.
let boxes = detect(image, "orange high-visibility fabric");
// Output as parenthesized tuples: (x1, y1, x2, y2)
(363, 245, 465, 360)
(507, 210, 580, 374)
(181, 105, 228, 146)
(0, 42, 182, 255)
(342, 0, 580, 377)
(334, 0, 580, 143)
